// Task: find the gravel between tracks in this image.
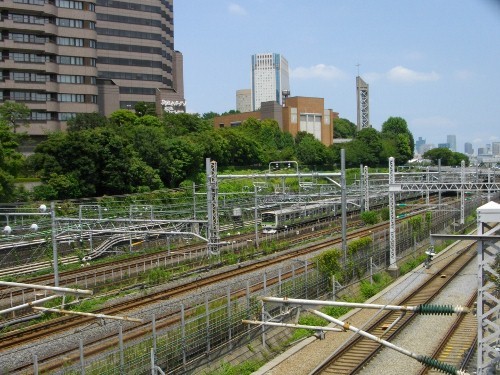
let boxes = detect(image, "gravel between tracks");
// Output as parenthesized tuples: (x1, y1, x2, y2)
(255, 240, 477, 375)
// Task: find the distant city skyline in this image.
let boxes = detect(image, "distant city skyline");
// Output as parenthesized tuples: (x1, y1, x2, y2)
(175, 1, 499, 153)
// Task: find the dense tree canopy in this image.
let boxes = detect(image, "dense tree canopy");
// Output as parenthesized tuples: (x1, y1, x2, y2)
(0, 101, 31, 134)
(423, 148, 470, 166)
(67, 112, 108, 132)
(3, 105, 419, 201)
(0, 121, 25, 201)
(333, 118, 357, 139)
(380, 117, 414, 164)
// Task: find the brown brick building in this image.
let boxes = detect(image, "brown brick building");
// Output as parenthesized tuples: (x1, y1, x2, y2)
(214, 96, 338, 146)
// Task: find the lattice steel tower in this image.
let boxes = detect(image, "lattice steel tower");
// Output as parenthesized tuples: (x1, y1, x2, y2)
(356, 76, 370, 130)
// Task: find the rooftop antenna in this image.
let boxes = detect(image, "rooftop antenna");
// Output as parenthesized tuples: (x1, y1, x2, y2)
(356, 63, 361, 76)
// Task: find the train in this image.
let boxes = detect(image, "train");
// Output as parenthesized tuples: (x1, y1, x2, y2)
(260, 189, 430, 234)
(261, 198, 358, 234)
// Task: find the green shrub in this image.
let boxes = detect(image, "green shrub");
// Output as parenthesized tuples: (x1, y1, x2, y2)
(360, 211, 379, 225)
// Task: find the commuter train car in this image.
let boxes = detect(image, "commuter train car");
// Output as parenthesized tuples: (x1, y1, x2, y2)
(261, 200, 340, 234)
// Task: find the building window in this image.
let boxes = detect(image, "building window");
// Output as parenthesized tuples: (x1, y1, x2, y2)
(56, 18, 84, 28)
(11, 72, 50, 82)
(11, 91, 51, 101)
(58, 112, 77, 121)
(291, 107, 297, 124)
(56, 0, 83, 10)
(56, 56, 84, 65)
(57, 75, 84, 84)
(10, 13, 49, 24)
(10, 33, 48, 44)
(58, 93, 84, 102)
(300, 113, 322, 141)
(14, 0, 46, 5)
(57, 37, 84, 46)
(31, 111, 52, 121)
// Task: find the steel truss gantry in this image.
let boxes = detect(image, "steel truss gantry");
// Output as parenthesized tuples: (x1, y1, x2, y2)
(430, 201, 500, 375)
(206, 158, 220, 256)
(388, 158, 500, 269)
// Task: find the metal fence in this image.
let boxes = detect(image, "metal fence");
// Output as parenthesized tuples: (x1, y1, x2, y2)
(29, 194, 491, 375)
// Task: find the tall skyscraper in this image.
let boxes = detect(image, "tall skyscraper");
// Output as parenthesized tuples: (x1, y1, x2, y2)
(464, 142, 473, 155)
(251, 53, 289, 111)
(0, 0, 181, 136)
(446, 135, 456, 152)
(95, 0, 176, 111)
(415, 136, 426, 155)
(492, 142, 500, 156)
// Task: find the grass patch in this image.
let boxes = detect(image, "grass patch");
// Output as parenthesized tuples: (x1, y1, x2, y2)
(290, 313, 328, 342)
(203, 360, 265, 375)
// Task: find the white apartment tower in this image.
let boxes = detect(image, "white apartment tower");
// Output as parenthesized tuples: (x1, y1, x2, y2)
(251, 53, 289, 111)
(447, 135, 457, 152)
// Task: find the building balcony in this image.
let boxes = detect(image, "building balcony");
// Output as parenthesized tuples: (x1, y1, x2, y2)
(1, 0, 57, 15)
(1, 39, 57, 54)
(0, 80, 58, 92)
(1, 19, 58, 35)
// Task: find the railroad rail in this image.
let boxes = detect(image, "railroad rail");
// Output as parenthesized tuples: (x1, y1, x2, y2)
(311, 241, 476, 375)
(417, 292, 478, 375)
(2, 224, 387, 373)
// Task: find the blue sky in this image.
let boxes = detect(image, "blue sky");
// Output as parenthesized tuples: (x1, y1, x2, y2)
(174, 0, 500, 153)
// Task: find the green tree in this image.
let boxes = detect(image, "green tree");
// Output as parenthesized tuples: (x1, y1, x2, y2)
(218, 129, 264, 167)
(221, 109, 241, 116)
(134, 115, 162, 127)
(333, 118, 357, 138)
(159, 137, 204, 187)
(189, 129, 230, 164)
(423, 148, 470, 166)
(380, 117, 414, 164)
(67, 112, 108, 132)
(109, 109, 138, 127)
(0, 120, 26, 201)
(201, 111, 219, 120)
(0, 101, 31, 133)
(342, 127, 383, 167)
(134, 102, 156, 117)
(295, 132, 333, 168)
(162, 112, 212, 136)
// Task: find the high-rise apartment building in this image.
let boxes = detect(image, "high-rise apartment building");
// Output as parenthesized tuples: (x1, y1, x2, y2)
(0, 0, 182, 136)
(415, 136, 426, 155)
(446, 135, 456, 152)
(95, 0, 176, 111)
(464, 142, 473, 155)
(251, 53, 289, 111)
(492, 142, 500, 156)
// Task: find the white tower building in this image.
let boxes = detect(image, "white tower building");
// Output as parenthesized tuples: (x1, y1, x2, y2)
(251, 53, 289, 111)
(447, 135, 457, 152)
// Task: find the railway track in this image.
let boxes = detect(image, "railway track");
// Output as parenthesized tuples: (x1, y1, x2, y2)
(417, 292, 478, 375)
(311, 241, 476, 375)
(1, 225, 381, 373)
(0, 214, 364, 308)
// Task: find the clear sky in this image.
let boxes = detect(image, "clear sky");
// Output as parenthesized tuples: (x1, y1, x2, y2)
(174, 0, 500, 153)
